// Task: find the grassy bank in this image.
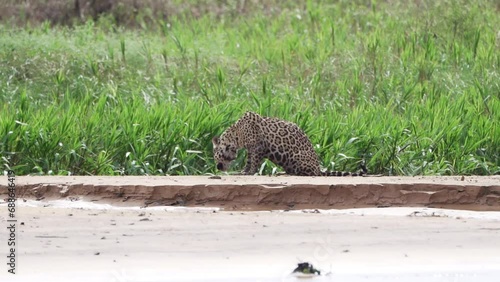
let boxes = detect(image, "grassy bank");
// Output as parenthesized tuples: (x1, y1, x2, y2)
(1, 0, 499, 176)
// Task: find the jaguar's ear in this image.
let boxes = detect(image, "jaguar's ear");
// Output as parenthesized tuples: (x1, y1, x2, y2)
(212, 136, 220, 146)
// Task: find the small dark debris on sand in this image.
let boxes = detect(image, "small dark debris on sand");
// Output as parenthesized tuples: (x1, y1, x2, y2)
(292, 262, 321, 276)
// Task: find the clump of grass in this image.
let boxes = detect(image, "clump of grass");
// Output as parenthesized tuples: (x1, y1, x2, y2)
(0, 0, 499, 176)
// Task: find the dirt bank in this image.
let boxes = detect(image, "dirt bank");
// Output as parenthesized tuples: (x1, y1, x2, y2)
(2, 175, 499, 211)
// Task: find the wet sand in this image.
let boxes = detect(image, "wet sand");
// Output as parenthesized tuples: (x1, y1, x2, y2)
(0, 201, 499, 281)
(1, 175, 500, 281)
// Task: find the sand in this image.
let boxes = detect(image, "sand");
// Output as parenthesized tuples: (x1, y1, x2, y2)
(1, 175, 500, 281)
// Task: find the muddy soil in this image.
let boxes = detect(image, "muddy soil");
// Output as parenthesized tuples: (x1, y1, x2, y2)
(2, 175, 500, 211)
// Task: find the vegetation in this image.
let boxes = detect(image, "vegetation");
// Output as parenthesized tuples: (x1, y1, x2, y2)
(1, 0, 499, 176)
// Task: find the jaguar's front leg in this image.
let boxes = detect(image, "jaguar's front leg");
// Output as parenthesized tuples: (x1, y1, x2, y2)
(241, 154, 253, 175)
(242, 148, 265, 175)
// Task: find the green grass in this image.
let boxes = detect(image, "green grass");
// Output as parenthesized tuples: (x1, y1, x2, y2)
(1, 0, 499, 176)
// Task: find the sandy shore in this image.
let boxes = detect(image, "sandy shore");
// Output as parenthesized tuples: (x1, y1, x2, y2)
(1, 200, 500, 281)
(1, 175, 500, 281)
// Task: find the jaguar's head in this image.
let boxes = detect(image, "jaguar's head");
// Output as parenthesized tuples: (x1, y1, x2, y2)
(212, 136, 237, 171)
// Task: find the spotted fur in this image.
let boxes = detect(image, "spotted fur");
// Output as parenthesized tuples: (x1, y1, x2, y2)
(212, 112, 366, 176)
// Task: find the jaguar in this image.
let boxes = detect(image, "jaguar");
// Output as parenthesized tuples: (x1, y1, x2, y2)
(212, 111, 366, 176)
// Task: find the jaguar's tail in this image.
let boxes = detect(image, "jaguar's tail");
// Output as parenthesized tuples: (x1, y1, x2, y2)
(322, 161, 367, 176)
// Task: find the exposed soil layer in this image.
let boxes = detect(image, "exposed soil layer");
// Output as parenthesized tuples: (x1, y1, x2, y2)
(2, 175, 500, 211)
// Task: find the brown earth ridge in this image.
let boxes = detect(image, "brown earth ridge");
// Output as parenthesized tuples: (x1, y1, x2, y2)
(2, 175, 500, 211)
